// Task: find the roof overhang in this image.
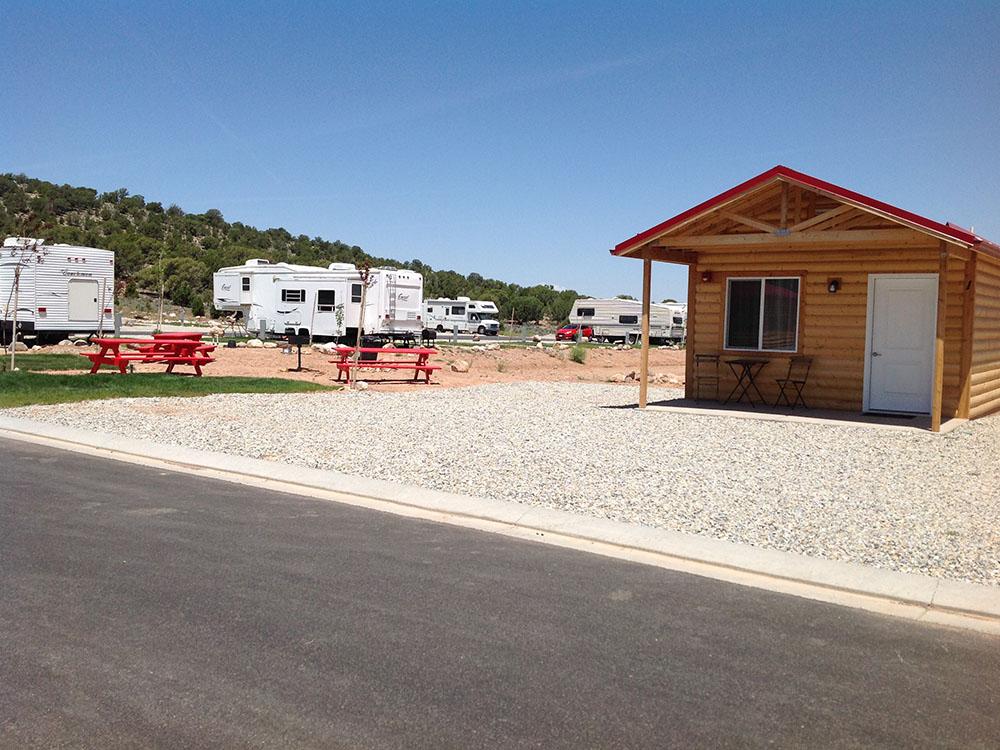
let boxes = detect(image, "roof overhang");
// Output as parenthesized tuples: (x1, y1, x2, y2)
(612, 165, 997, 257)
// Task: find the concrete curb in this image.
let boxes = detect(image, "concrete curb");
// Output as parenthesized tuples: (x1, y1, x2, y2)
(2, 415, 998, 635)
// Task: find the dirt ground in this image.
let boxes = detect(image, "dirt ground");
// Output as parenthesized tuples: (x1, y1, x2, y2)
(32, 343, 687, 390)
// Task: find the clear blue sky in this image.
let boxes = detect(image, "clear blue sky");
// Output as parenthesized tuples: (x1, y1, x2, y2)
(3, 1, 998, 302)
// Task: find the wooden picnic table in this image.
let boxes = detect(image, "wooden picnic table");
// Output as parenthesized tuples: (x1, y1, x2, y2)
(150, 331, 205, 341)
(331, 346, 439, 385)
(83, 337, 216, 376)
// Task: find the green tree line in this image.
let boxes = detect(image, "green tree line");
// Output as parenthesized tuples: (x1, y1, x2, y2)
(0, 173, 583, 323)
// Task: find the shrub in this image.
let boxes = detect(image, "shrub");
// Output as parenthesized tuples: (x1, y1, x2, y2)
(569, 344, 586, 364)
(190, 297, 206, 317)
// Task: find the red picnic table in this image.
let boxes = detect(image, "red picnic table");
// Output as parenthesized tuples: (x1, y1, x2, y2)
(331, 346, 439, 384)
(82, 337, 216, 376)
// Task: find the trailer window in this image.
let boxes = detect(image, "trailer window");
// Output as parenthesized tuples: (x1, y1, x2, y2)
(451, 306, 465, 316)
(351, 284, 362, 303)
(673, 316, 684, 325)
(619, 315, 638, 325)
(317, 290, 336, 311)
(576, 307, 595, 317)
(281, 289, 305, 303)
(725, 277, 799, 351)
(241, 277, 250, 291)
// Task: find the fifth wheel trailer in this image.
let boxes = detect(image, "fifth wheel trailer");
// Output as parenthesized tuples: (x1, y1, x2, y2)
(569, 298, 686, 343)
(213, 259, 424, 341)
(1, 236, 115, 344)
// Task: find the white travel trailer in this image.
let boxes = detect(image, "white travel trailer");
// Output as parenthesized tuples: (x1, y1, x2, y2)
(569, 298, 686, 343)
(213, 259, 424, 341)
(1, 237, 115, 344)
(424, 297, 500, 335)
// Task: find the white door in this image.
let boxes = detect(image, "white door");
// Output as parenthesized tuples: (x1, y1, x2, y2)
(865, 275, 937, 413)
(67, 279, 100, 321)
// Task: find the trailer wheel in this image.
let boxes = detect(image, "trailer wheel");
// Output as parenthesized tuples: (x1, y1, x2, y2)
(436, 324, 444, 332)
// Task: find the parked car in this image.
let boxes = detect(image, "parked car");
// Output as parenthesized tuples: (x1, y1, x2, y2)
(555, 323, 594, 341)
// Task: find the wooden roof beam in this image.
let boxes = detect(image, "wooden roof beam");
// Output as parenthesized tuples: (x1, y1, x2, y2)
(657, 228, 935, 248)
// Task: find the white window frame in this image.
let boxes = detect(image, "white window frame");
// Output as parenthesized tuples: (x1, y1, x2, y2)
(723, 276, 801, 353)
(351, 283, 362, 303)
(577, 307, 595, 317)
(281, 288, 305, 303)
(316, 289, 336, 312)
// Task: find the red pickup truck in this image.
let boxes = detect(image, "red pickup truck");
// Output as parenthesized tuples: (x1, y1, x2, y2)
(555, 323, 593, 341)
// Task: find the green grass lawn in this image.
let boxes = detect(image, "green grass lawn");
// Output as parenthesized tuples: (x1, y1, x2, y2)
(1, 353, 91, 372)
(0, 371, 335, 409)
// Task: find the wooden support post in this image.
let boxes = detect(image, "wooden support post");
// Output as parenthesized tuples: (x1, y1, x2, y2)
(639, 257, 652, 409)
(684, 265, 697, 399)
(958, 253, 977, 418)
(931, 243, 949, 432)
(779, 181, 789, 229)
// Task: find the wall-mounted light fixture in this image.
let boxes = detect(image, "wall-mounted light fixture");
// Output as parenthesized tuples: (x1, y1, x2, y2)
(701, 271, 713, 283)
(827, 278, 841, 293)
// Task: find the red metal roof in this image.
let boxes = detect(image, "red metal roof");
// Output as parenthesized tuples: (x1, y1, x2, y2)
(612, 165, 996, 256)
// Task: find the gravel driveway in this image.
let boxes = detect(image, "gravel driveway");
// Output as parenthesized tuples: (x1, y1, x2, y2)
(7, 383, 999, 586)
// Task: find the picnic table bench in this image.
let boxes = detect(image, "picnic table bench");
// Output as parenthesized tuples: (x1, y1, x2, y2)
(82, 337, 216, 376)
(331, 346, 439, 384)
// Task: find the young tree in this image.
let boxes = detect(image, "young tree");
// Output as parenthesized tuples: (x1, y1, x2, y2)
(4, 237, 48, 369)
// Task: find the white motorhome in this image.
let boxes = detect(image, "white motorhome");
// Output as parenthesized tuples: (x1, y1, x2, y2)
(425, 297, 500, 335)
(1, 236, 115, 344)
(213, 259, 424, 341)
(569, 298, 686, 343)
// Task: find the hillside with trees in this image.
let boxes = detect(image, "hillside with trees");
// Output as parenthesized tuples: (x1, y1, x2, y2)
(0, 173, 582, 323)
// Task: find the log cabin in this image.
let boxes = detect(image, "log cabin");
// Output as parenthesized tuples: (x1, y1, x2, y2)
(613, 166, 1000, 431)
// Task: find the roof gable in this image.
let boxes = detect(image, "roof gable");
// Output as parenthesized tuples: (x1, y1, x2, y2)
(613, 165, 994, 256)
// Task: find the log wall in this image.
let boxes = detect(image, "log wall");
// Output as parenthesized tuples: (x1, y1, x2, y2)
(970, 254, 1000, 419)
(686, 243, 967, 414)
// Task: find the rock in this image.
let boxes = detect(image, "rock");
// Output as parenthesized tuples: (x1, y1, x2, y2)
(450, 359, 471, 373)
(531, 335, 541, 342)
(58, 339, 73, 346)
(383, 342, 395, 349)
(262, 341, 279, 349)
(246, 338, 264, 348)
(74, 339, 90, 346)
(624, 371, 637, 382)
(485, 343, 501, 351)
(472, 334, 481, 341)
(535, 342, 544, 349)
(12, 341, 29, 352)
(556, 343, 569, 350)
(354, 380, 369, 391)
(235, 341, 248, 348)
(608, 373, 627, 383)
(168, 312, 177, 318)
(31, 344, 42, 351)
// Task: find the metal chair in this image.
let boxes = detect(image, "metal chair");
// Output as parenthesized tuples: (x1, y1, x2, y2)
(694, 354, 720, 401)
(774, 356, 813, 408)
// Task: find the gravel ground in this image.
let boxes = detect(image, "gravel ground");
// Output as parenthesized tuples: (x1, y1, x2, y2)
(7, 382, 999, 586)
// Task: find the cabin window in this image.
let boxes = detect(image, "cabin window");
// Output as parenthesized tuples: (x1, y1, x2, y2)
(618, 315, 638, 325)
(725, 277, 800, 352)
(241, 277, 250, 291)
(281, 289, 305, 303)
(451, 306, 465, 316)
(317, 290, 336, 311)
(351, 284, 362, 303)
(577, 307, 595, 317)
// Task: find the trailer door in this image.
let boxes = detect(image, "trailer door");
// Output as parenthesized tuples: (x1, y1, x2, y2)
(68, 279, 100, 321)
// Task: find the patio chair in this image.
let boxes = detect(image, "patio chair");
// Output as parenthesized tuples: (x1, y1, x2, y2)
(694, 353, 720, 401)
(774, 356, 812, 408)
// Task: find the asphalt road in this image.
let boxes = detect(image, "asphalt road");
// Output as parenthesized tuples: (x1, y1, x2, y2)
(1, 437, 998, 749)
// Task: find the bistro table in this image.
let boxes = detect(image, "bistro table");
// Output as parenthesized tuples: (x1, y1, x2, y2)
(723, 357, 770, 407)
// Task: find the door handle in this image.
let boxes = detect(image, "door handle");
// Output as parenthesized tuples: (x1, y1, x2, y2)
(871, 351, 881, 357)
